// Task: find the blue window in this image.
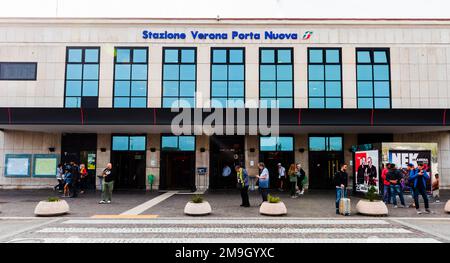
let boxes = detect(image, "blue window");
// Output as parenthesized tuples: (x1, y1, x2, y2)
(259, 48, 293, 108)
(211, 48, 245, 108)
(356, 49, 391, 109)
(162, 48, 196, 108)
(308, 48, 342, 109)
(65, 47, 100, 108)
(260, 136, 294, 152)
(113, 47, 148, 108)
(309, 136, 343, 152)
(161, 136, 195, 151)
(112, 135, 146, 151)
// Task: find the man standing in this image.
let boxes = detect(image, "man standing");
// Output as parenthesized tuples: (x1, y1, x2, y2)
(256, 162, 270, 203)
(409, 162, 431, 214)
(99, 163, 114, 204)
(406, 163, 416, 208)
(381, 163, 391, 204)
(387, 163, 406, 208)
(277, 163, 286, 191)
(70, 162, 80, 198)
(235, 164, 250, 207)
(333, 163, 348, 215)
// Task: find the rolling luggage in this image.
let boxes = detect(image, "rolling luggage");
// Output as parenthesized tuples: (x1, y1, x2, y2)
(339, 188, 351, 216)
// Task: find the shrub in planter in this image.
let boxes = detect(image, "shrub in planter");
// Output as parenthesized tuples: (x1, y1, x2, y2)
(34, 197, 69, 217)
(356, 186, 388, 216)
(260, 194, 287, 216)
(184, 195, 212, 216)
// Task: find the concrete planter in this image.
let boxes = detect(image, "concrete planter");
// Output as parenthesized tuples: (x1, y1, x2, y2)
(259, 202, 287, 216)
(34, 200, 69, 217)
(445, 200, 450, 213)
(356, 200, 388, 216)
(184, 201, 212, 216)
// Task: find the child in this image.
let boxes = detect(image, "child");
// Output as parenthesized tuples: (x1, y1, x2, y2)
(432, 173, 440, 203)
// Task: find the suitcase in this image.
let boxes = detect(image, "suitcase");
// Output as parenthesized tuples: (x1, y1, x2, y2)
(339, 188, 351, 216)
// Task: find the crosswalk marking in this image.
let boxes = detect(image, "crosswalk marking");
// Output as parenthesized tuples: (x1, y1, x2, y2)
(120, 191, 178, 215)
(38, 227, 411, 234)
(62, 219, 390, 225)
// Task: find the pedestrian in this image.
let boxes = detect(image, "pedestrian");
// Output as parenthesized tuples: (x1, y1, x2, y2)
(287, 164, 297, 198)
(99, 163, 114, 204)
(63, 166, 72, 198)
(381, 163, 391, 204)
(409, 162, 431, 214)
(432, 173, 440, 203)
(406, 163, 416, 208)
(333, 163, 348, 215)
(296, 163, 306, 195)
(54, 163, 64, 193)
(222, 164, 232, 188)
(235, 164, 250, 207)
(256, 162, 269, 204)
(387, 163, 406, 208)
(277, 163, 286, 191)
(70, 162, 80, 198)
(79, 164, 88, 194)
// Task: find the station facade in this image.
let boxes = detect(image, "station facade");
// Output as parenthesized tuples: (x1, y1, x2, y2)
(0, 18, 450, 190)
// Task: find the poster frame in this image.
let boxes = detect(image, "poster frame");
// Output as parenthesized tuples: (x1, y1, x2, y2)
(32, 154, 60, 178)
(4, 154, 32, 177)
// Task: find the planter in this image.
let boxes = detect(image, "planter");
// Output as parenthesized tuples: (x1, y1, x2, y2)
(356, 200, 388, 216)
(184, 201, 212, 216)
(34, 200, 69, 217)
(445, 200, 450, 213)
(259, 202, 287, 216)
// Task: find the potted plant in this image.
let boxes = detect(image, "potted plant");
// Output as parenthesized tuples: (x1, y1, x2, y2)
(259, 194, 287, 216)
(184, 195, 212, 216)
(34, 197, 70, 217)
(356, 186, 388, 216)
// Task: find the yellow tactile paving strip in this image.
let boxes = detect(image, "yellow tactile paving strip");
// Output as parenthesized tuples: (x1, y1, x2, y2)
(90, 215, 159, 219)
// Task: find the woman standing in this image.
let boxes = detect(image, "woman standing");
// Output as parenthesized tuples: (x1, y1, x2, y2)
(296, 163, 306, 195)
(256, 162, 269, 203)
(79, 164, 88, 194)
(288, 164, 298, 198)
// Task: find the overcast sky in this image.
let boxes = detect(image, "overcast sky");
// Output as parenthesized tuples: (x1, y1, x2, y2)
(0, 0, 449, 18)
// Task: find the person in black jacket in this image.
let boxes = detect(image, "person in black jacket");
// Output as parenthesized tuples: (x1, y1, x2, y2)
(386, 163, 406, 208)
(334, 163, 348, 214)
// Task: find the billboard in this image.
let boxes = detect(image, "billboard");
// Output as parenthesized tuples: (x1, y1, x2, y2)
(355, 150, 379, 193)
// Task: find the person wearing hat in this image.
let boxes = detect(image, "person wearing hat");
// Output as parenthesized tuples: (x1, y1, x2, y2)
(277, 163, 286, 191)
(409, 162, 431, 214)
(386, 163, 406, 208)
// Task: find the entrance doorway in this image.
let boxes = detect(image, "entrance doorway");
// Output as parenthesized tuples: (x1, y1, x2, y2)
(111, 135, 147, 190)
(61, 133, 97, 189)
(210, 136, 245, 189)
(160, 136, 196, 190)
(308, 135, 344, 189)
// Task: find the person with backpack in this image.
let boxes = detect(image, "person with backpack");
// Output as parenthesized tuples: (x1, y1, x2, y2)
(287, 164, 298, 198)
(409, 162, 431, 214)
(386, 163, 406, 208)
(333, 163, 348, 215)
(406, 163, 416, 208)
(235, 164, 250, 207)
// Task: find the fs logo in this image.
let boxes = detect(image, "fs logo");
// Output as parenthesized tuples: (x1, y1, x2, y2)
(302, 31, 313, 40)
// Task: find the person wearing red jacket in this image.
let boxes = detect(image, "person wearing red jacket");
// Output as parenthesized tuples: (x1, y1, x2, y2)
(381, 163, 391, 204)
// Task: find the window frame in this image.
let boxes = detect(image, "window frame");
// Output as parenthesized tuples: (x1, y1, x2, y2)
(308, 135, 344, 152)
(161, 47, 197, 108)
(111, 134, 147, 152)
(307, 47, 343, 109)
(259, 135, 295, 152)
(259, 47, 294, 109)
(0, 62, 37, 81)
(160, 135, 196, 152)
(210, 47, 246, 108)
(355, 48, 392, 109)
(112, 47, 149, 108)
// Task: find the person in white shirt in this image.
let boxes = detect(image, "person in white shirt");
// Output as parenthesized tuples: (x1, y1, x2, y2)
(256, 162, 270, 203)
(277, 163, 286, 191)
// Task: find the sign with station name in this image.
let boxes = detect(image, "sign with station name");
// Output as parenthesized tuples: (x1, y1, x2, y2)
(142, 30, 313, 40)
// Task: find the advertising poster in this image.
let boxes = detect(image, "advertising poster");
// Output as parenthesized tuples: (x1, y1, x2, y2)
(33, 154, 58, 178)
(5, 155, 31, 177)
(355, 150, 379, 193)
(388, 150, 432, 193)
(87, 153, 96, 170)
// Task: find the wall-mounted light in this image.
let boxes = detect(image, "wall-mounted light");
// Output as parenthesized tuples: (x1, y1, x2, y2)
(249, 148, 255, 153)
(48, 147, 55, 152)
(200, 147, 206, 152)
(100, 148, 107, 152)
(298, 148, 305, 153)
(150, 147, 156, 152)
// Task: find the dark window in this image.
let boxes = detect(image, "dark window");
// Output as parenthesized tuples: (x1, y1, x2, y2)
(0, 62, 37, 80)
(65, 47, 100, 108)
(113, 47, 148, 108)
(309, 136, 343, 151)
(308, 48, 342, 108)
(259, 136, 294, 151)
(211, 48, 245, 108)
(356, 48, 391, 109)
(259, 48, 293, 108)
(162, 48, 197, 108)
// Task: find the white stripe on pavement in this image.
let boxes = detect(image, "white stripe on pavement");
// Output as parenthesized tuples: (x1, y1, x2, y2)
(8, 237, 441, 243)
(120, 191, 178, 215)
(62, 219, 390, 225)
(38, 227, 410, 234)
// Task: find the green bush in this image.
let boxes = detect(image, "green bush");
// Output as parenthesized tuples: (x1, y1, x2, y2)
(191, 195, 204, 203)
(47, 197, 60, 202)
(267, 194, 281, 203)
(365, 186, 379, 202)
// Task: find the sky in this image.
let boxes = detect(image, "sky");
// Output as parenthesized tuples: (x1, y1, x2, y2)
(0, 0, 449, 18)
